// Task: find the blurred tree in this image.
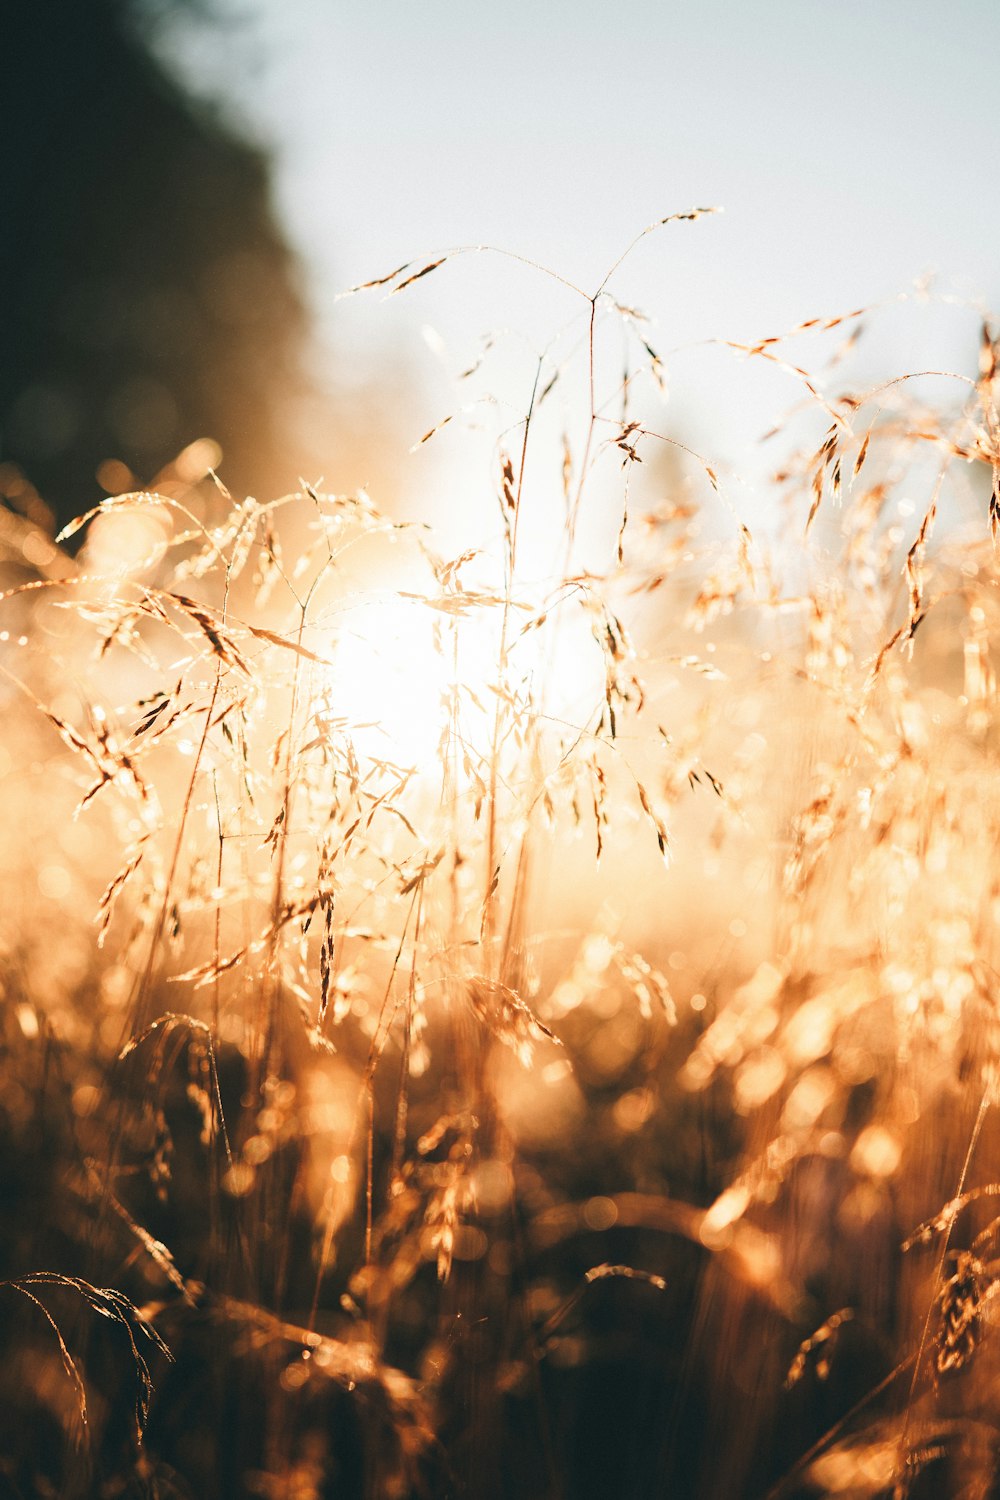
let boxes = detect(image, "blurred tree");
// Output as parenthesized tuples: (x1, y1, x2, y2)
(0, 0, 308, 527)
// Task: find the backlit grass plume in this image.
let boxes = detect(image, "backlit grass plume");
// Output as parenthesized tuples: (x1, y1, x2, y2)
(1, 219, 1000, 1497)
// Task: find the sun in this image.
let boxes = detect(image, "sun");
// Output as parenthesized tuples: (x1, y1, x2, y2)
(320, 592, 466, 774)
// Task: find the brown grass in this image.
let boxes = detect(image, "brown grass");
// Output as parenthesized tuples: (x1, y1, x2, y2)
(2, 220, 1000, 1497)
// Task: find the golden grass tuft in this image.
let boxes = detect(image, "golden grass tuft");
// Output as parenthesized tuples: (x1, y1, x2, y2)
(2, 222, 1000, 1496)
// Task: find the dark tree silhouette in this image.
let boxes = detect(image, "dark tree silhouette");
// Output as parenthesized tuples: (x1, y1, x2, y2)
(1, 0, 308, 528)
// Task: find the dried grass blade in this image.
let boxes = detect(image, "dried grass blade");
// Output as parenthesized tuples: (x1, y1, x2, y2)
(391, 257, 450, 295)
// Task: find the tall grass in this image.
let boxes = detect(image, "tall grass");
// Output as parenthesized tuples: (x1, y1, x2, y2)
(1, 219, 1000, 1498)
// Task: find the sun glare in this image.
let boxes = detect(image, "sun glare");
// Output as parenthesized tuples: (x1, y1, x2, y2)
(321, 593, 455, 771)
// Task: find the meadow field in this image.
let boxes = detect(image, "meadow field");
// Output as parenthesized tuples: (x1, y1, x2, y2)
(2, 221, 999, 1498)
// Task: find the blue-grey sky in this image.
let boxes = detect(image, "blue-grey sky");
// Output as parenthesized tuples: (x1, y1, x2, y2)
(166, 0, 998, 318)
(160, 0, 1000, 528)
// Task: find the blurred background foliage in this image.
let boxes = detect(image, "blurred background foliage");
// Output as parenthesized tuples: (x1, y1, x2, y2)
(1, 0, 315, 527)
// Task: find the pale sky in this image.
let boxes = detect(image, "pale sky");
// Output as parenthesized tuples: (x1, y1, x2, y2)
(159, 0, 1000, 532)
